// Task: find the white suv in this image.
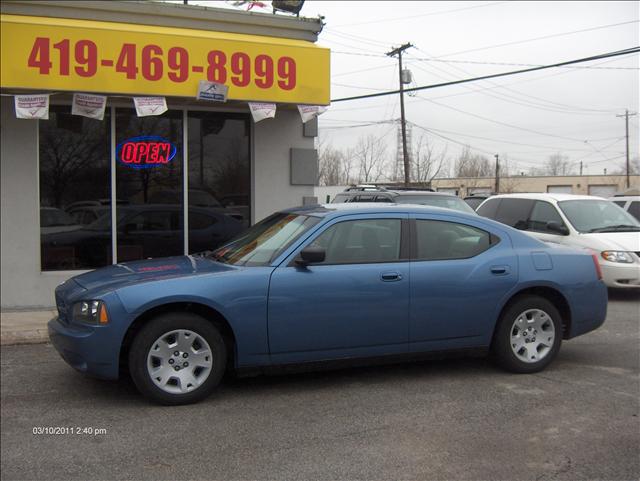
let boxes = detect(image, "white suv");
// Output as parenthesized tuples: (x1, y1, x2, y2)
(609, 195, 640, 222)
(477, 193, 640, 288)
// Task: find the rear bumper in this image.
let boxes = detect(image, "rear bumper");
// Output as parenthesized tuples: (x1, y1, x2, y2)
(48, 317, 119, 380)
(567, 280, 608, 339)
(601, 263, 640, 288)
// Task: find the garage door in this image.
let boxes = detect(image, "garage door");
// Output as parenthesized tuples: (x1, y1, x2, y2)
(588, 185, 617, 197)
(547, 185, 573, 194)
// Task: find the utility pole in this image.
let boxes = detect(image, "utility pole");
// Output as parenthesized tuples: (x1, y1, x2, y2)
(616, 109, 637, 189)
(387, 43, 413, 186)
(494, 154, 500, 193)
(580, 161, 583, 176)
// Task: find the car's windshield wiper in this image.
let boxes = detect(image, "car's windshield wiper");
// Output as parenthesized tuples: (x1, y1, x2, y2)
(587, 224, 640, 233)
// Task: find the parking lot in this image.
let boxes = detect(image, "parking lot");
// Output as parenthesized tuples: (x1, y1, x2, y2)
(1, 290, 638, 481)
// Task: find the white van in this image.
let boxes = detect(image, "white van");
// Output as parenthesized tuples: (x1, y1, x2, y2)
(477, 193, 640, 288)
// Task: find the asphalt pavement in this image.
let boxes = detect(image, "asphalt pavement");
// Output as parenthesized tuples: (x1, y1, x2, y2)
(1, 290, 638, 481)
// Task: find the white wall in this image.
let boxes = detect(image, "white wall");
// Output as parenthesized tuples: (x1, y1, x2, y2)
(1, 98, 76, 309)
(252, 109, 315, 222)
(0, 100, 316, 308)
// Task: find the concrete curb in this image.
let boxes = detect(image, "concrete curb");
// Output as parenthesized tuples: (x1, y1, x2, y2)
(1, 329, 49, 346)
(1, 310, 55, 346)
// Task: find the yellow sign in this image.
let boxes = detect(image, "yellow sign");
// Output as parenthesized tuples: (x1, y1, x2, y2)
(0, 14, 330, 105)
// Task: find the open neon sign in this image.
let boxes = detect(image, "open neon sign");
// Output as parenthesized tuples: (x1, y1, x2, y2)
(117, 136, 177, 169)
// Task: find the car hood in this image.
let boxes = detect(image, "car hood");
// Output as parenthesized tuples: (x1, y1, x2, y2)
(72, 255, 236, 291)
(578, 232, 640, 252)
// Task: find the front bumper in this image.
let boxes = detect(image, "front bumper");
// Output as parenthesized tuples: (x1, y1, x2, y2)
(48, 317, 120, 380)
(601, 262, 640, 288)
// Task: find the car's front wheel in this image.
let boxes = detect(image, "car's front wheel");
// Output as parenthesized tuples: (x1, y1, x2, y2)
(128, 312, 227, 405)
(492, 295, 562, 373)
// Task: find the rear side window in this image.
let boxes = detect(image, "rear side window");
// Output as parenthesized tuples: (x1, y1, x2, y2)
(528, 201, 565, 233)
(415, 220, 496, 261)
(628, 201, 640, 221)
(476, 198, 500, 219)
(332, 194, 350, 204)
(613, 201, 626, 208)
(494, 199, 534, 229)
(374, 195, 394, 203)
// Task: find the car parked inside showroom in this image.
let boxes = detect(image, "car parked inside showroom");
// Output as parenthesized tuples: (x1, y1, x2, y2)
(49, 203, 607, 405)
(476, 193, 640, 288)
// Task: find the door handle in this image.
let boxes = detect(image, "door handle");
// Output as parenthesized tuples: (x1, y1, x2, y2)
(490, 265, 510, 275)
(381, 272, 402, 282)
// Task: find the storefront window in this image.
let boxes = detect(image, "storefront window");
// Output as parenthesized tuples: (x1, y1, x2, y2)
(38, 107, 250, 271)
(187, 112, 250, 253)
(115, 109, 184, 262)
(39, 106, 111, 270)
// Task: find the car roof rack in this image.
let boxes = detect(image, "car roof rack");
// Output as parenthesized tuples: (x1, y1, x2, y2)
(343, 185, 388, 192)
(387, 187, 435, 192)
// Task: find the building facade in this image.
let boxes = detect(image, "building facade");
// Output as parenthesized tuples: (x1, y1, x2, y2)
(1, 1, 329, 308)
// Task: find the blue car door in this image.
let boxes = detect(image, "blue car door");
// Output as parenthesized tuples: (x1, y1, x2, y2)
(409, 214, 518, 351)
(268, 214, 410, 364)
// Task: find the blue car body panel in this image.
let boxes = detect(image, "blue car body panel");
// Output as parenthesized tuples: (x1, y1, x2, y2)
(48, 205, 608, 380)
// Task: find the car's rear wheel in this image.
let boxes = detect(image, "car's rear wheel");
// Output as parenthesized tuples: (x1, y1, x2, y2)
(128, 312, 227, 405)
(492, 295, 562, 373)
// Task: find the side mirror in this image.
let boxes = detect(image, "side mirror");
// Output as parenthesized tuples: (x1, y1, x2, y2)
(296, 246, 325, 266)
(546, 221, 569, 236)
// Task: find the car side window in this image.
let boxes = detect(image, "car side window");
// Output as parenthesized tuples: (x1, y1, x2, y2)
(613, 201, 626, 208)
(495, 199, 534, 229)
(309, 219, 401, 264)
(415, 220, 496, 260)
(374, 195, 394, 203)
(628, 201, 640, 221)
(189, 212, 217, 229)
(476, 198, 500, 219)
(528, 201, 566, 233)
(354, 194, 376, 202)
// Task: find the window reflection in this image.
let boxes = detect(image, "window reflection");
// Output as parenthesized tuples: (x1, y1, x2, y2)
(39, 106, 111, 270)
(187, 112, 250, 253)
(115, 109, 184, 261)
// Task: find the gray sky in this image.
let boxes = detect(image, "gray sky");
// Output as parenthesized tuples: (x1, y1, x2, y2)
(182, 1, 639, 177)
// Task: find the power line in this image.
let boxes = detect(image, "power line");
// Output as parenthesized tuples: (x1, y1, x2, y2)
(406, 56, 639, 70)
(329, 1, 507, 28)
(330, 47, 640, 102)
(406, 55, 614, 116)
(432, 20, 639, 58)
(333, 63, 395, 78)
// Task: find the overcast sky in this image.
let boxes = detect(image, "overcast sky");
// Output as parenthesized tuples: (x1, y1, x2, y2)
(181, 1, 639, 177)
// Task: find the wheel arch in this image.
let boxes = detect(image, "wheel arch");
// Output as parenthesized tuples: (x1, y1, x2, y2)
(119, 302, 238, 377)
(495, 286, 573, 340)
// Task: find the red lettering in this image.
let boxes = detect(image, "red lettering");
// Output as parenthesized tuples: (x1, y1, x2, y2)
(135, 143, 149, 163)
(121, 143, 136, 163)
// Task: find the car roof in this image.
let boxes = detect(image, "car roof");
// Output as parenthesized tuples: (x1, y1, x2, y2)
(282, 203, 477, 219)
(487, 193, 605, 202)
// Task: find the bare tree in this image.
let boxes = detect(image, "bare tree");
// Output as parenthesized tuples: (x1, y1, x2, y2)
(412, 134, 448, 183)
(614, 156, 640, 175)
(454, 146, 492, 177)
(354, 134, 389, 183)
(318, 144, 346, 186)
(543, 153, 573, 176)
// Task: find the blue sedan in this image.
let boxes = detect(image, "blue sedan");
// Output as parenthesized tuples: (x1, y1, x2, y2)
(49, 204, 608, 404)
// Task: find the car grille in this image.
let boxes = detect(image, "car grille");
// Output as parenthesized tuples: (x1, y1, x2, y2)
(55, 291, 69, 325)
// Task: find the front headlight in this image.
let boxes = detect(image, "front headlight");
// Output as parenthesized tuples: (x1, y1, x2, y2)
(72, 300, 109, 324)
(601, 251, 634, 263)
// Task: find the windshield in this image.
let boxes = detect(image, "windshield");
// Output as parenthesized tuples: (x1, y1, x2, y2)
(558, 200, 640, 233)
(211, 213, 320, 266)
(397, 195, 477, 214)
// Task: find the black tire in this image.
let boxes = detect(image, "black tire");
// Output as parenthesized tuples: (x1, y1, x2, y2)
(491, 295, 563, 374)
(128, 312, 227, 405)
